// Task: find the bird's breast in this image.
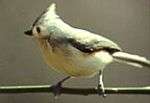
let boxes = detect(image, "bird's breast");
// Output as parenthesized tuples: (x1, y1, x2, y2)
(37, 39, 113, 78)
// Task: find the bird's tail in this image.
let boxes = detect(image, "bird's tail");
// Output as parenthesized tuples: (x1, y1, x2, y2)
(112, 52, 150, 68)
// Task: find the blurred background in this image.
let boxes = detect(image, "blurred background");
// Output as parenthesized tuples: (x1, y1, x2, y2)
(0, 0, 150, 103)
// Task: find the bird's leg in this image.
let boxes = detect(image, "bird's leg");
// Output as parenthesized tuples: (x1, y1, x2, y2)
(97, 70, 106, 97)
(52, 76, 70, 97)
(56, 76, 71, 86)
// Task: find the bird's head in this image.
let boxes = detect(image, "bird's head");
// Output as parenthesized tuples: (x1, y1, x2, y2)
(24, 3, 59, 39)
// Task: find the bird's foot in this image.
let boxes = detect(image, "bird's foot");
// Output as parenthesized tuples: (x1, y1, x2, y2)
(97, 84, 106, 97)
(52, 81, 62, 98)
(52, 76, 70, 98)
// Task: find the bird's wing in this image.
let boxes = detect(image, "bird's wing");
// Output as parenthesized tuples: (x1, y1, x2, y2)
(67, 29, 122, 54)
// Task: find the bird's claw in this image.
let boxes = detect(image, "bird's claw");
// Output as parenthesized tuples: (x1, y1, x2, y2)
(97, 84, 106, 97)
(52, 76, 70, 98)
(52, 82, 62, 98)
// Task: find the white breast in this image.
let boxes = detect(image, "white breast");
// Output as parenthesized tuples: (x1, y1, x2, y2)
(37, 39, 113, 78)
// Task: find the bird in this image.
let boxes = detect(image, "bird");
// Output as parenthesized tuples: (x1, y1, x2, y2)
(24, 3, 150, 96)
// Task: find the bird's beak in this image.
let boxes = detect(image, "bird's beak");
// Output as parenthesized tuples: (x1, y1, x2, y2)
(24, 30, 33, 36)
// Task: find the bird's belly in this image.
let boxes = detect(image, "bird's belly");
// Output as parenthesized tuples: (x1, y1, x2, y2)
(44, 54, 100, 77)
(38, 39, 113, 78)
(43, 49, 112, 78)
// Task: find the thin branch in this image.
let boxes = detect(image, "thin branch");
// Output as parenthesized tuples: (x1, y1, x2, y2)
(0, 85, 150, 95)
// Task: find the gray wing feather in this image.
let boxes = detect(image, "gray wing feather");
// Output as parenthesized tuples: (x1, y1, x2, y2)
(67, 29, 122, 54)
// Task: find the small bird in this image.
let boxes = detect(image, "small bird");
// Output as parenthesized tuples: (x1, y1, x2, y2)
(24, 3, 150, 96)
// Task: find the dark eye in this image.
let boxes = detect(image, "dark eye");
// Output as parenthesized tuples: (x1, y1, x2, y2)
(36, 26, 41, 33)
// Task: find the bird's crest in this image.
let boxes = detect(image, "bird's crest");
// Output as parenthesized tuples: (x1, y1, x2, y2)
(32, 3, 58, 26)
(47, 3, 56, 13)
(44, 3, 58, 20)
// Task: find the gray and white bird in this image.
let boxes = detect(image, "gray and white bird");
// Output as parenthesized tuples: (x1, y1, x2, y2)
(24, 3, 150, 96)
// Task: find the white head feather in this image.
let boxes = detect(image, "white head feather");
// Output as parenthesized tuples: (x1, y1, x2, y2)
(44, 3, 59, 20)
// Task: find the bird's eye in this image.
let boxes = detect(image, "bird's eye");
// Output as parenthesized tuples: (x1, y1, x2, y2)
(36, 26, 41, 33)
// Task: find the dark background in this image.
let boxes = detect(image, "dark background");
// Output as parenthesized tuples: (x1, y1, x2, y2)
(0, 0, 150, 103)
